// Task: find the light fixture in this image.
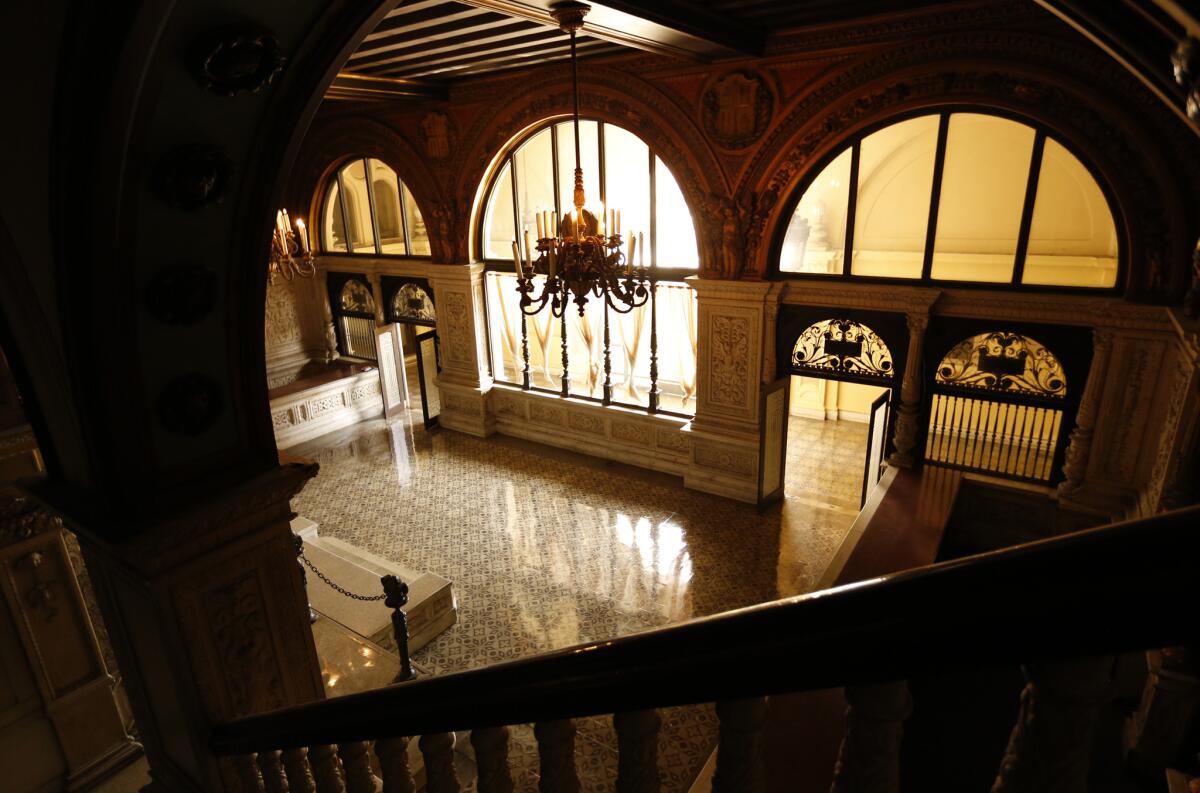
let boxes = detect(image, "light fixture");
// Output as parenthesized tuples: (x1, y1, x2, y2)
(511, 1, 650, 318)
(269, 208, 316, 283)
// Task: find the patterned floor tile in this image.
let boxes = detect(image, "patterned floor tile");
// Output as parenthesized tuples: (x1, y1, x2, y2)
(290, 411, 868, 791)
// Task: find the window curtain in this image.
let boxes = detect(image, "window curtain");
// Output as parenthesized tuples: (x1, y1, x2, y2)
(492, 276, 520, 382)
(572, 304, 601, 397)
(618, 303, 647, 400)
(533, 300, 555, 386)
(673, 286, 698, 407)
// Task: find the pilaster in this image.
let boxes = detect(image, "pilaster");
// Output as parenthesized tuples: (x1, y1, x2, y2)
(1136, 310, 1200, 515)
(59, 463, 326, 792)
(683, 278, 782, 503)
(426, 263, 495, 437)
(1057, 329, 1114, 510)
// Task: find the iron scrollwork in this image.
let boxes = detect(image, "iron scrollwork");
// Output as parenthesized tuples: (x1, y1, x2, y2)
(391, 283, 436, 323)
(791, 319, 894, 381)
(936, 332, 1067, 398)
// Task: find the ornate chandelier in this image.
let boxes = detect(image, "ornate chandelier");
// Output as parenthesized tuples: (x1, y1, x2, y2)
(511, 1, 650, 318)
(269, 208, 316, 284)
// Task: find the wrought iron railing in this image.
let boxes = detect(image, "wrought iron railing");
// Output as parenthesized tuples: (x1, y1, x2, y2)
(209, 504, 1199, 792)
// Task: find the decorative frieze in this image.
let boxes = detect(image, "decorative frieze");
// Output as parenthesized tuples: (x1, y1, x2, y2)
(529, 402, 567, 427)
(693, 444, 757, 477)
(656, 429, 690, 454)
(271, 370, 382, 449)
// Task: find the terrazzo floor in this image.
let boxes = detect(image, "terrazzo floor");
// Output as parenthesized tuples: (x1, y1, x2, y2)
(289, 393, 870, 792)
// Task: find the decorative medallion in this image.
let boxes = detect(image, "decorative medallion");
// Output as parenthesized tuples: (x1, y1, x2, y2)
(421, 112, 451, 159)
(702, 70, 772, 149)
(791, 319, 894, 382)
(157, 374, 224, 435)
(193, 28, 285, 97)
(935, 332, 1066, 398)
(155, 145, 231, 210)
(145, 264, 218, 325)
(391, 283, 436, 324)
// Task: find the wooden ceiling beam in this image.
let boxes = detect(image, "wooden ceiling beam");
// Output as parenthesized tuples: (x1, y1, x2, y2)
(456, 0, 765, 60)
(325, 73, 449, 102)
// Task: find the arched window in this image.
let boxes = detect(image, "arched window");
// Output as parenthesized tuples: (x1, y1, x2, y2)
(327, 274, 378, 360)
(321, 158, 431, 256)
(777, 112, 1120, 289)
(479, 119, 699, 269)
(478, 119, 701, 416)
(926, 331, 1068, 483)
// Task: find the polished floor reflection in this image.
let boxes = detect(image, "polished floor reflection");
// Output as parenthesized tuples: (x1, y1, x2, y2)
(289, 407, 868, 791)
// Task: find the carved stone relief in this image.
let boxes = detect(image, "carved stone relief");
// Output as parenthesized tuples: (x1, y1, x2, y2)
(204, 571, 286, 717)
(612, 421, 651, 446)
(441, 292, 472, 368)
(656, 429, 690, 454)
(707, 315, 752, 410)
(693, 444, 756, 477)
(568, 412, 606, 436)
(702, 70, 773, 149)
(529, 402, 566, 426)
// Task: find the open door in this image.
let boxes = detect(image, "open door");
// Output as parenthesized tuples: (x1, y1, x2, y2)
(414, 329, 441, 429)
(375, 324, 409, 420)
(861, 389, 891, 507)
(758, 376, 790, 505)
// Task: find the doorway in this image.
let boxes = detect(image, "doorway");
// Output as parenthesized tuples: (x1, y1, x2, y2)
(779, 318, 898, 511)
(381, 276, 440, 428)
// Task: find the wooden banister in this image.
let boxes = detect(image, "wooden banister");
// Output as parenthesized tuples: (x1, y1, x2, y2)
(210, 504, 1200, 755)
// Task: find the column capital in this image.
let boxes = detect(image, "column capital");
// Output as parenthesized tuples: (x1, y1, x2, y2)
(905, 312, 929, 334)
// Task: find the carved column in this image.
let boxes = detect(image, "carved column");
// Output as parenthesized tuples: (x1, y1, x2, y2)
(684, 278, 781, 504)
(321, 269, 341, 363)
(830, 682, 912, 793)
(534, 719, 581, 793)
(1139, 312, 1200, 515)
(69, 463, 327, 792)
(992, 656, 1116, 793)
(0, 486, 142, 791)
(614, 709, 661, 793)
(425, 263, 495, 437)
(1057, 329, 1113, 500)
(887, 313, 929, 468)
(470, 727, 514, 793)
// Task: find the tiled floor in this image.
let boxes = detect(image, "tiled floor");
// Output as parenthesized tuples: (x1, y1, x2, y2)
(289, 398, 869, 792)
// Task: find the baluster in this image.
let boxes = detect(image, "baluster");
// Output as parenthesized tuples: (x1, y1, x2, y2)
(471, 726, 514, 793)
(615, 709, 662, 793)
(648, 278, 659, 413)
(602, 302, 613, 405)
(419, 732, 461, 793)
(830, 682, 912, 793)
(382, 575, 415, 682)
(234, 754, 266, 793)
(282, 747, 318, 793)
(712, 697, 767, 793)
(338, 742, 378, 793)
(534, 719, 581, 793)
(375, 737, 416, 793)
(258, 750, 289, 793)
(309, 744, 347, 793)
(560, 310, 570, 396)
(521, 305, 531, 390)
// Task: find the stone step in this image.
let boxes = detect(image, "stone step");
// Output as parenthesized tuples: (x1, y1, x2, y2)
(293, 521, 456, 656)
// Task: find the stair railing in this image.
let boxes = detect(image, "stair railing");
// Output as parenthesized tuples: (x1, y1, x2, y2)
(210, 504, 1200, 793)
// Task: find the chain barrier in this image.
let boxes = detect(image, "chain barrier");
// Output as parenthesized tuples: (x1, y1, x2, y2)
(299, 550, 386, 602)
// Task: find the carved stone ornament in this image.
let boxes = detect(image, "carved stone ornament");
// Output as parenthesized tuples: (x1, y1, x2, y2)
(1172, 37, 1200, 123)
(0, 485, 62, 548)
(155, 144, 232, 210)
(157, 373, 224, 435)
(144, 263, 218, 325)
(193, 28, 285, 97)
(703, 70, 773, 149)
(421, 112, 451, 159)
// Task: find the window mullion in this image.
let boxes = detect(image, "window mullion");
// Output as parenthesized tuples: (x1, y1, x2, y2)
(648, 149, 657, 268)
(397, 171, 411, 255)
(550, 125, 562, 231)
(336, 169, 354, 255)
(1011, 131, 1046, 285)
(842, 142, 861, 279)
(921, 113, 952, 281)
(598, 121, 606, 211)
(362, 158, 384, 256)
